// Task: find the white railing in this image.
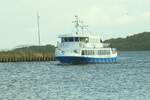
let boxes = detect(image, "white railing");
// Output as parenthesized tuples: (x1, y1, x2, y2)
(57, 41, 105, 49)
(103, 43, 110, 48)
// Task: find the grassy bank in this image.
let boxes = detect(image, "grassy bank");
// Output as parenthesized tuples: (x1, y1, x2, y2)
(104, 32, 150, 51)
(0, 44, 55, 62)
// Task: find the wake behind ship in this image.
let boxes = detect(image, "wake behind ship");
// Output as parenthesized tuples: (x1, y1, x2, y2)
(55, 16, 118, 64)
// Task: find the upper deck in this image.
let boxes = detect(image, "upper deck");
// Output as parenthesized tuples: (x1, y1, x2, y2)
(58, 33, 103, 43)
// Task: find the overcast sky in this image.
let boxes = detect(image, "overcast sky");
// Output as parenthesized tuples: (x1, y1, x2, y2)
(0, 0, 150, 49)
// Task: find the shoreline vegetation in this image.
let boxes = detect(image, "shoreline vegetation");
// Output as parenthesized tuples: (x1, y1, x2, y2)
(0, 45, 55, 62)
(104, 32, 150, 51)
(0, 32, 150, 62)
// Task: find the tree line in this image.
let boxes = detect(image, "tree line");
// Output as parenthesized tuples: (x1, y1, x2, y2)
(104, 32, 150, 51)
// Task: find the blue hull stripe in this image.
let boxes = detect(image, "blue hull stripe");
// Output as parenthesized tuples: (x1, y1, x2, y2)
(56, 56, 117, 64)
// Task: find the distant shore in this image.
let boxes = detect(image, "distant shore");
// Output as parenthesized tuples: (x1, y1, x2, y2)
(104, 32, 150, 51)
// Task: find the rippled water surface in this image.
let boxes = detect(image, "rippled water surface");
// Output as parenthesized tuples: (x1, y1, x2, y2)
(0, 51, 150, 100)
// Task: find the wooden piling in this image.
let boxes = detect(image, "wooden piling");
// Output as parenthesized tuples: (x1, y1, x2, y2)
(0, 56, 55, 62)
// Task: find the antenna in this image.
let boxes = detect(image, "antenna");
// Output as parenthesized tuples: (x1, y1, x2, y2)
(72, 15, 88, 34)
(37, 12, 41, 45)
(73, 15, 80, 34)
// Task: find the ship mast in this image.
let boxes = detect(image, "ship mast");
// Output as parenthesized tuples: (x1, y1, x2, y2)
(73, 15, 88, 35)
(37, 12, 41, 45)
(73, 15, 80, 34)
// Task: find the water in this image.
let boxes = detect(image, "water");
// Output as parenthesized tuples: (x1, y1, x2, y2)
(0, 51, 150, 100)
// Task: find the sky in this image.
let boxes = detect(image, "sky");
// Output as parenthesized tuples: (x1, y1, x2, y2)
(0, 0, 150, 50)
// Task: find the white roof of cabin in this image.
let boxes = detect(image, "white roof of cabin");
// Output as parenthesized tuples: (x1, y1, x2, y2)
(58, 33, 101, 39)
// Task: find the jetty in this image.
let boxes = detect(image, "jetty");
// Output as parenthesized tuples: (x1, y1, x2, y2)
(0, 56, 55, 62)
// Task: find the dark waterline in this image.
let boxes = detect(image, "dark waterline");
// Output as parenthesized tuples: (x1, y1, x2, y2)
(0, 51, 150, 100)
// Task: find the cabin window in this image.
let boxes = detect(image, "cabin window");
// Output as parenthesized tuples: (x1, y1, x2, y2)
(64, 37, 68, 42)
(82, 50, 85, 55)
(98, 50, 110, 55)
(82, 50, 110, 55)
(80, 37, 85, 42)
(68, 37, 73, 42)
(75, 37, 79, 42)
(62, 37, 74, 42)
(62, 37, 89, 43)
(79, 37, 89, 42)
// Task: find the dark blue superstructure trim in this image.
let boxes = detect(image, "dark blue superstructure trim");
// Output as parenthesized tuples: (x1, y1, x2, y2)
(56, 56, 117, 64)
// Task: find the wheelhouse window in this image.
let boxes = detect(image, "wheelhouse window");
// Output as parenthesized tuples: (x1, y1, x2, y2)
(72, 37, 89, 42)
(61, 37, 89, 43)
(80, 37, 85, 42)
(75, 37, 79, 42)
(64, 37, 68, 42)
(61, 37, 71, 42)
(79, 37, 89, 42)
(68, 37, 74, 42)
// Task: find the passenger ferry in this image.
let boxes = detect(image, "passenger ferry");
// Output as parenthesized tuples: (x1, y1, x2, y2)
(55, 16, 118, 64)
